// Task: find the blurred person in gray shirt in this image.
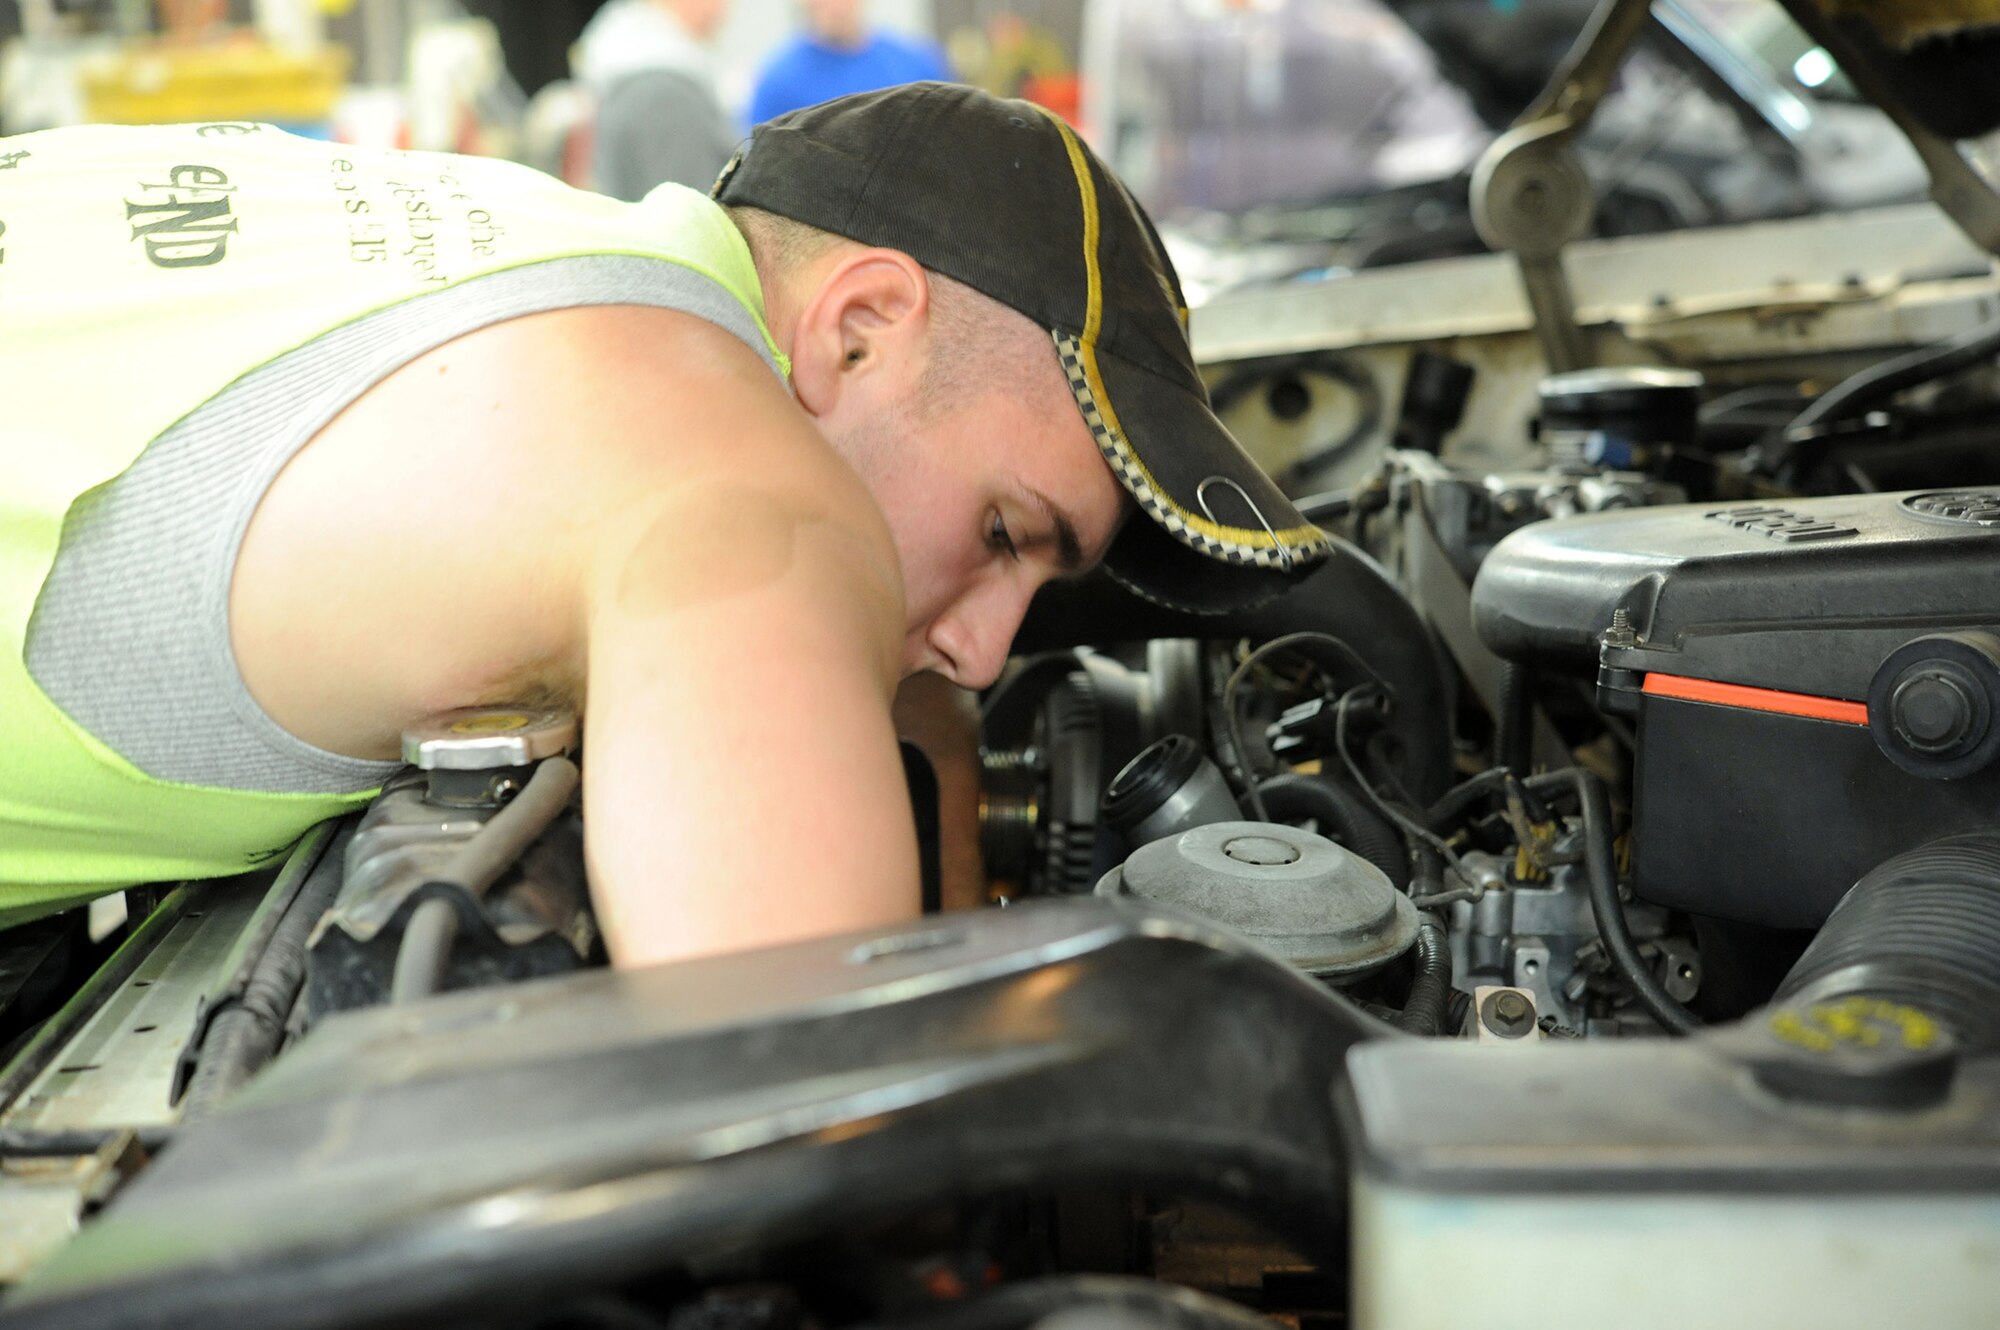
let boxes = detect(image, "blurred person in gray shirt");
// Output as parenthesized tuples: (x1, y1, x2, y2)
(574, 0, 738, 200)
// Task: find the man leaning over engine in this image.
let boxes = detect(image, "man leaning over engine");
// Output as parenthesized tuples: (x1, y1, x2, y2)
(0, 86, 1329, 968)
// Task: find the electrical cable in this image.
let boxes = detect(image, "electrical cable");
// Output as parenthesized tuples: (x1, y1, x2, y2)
(180, 826, 351, 1119)
(1334, 688, 1472, 888)
(1221, 632, 1390, 822)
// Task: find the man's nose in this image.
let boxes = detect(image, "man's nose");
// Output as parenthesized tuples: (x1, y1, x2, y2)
(929, 581, 1034, 690)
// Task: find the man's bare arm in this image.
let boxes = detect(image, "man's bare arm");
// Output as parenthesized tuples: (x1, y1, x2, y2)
(580, 335, 920, 968)
(235, 302, 916, 966)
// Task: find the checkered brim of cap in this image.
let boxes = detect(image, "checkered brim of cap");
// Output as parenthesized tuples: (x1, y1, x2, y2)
(1053, 332, 1329, 572)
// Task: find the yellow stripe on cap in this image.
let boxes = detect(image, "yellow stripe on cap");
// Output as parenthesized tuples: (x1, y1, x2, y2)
(1032, 106, 1321, 554)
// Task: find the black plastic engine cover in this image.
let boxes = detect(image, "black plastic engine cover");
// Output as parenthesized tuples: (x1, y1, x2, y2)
(1471, 489, 2000, 694)
(1471, 488, 2000, 928)
(1624, 696, 2000, 927)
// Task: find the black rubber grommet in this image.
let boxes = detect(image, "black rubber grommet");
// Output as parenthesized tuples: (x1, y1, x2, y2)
(1102, 735, 1203, 834)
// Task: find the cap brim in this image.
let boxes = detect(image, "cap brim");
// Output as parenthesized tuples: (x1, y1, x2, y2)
(1054, 332, 1332, 614)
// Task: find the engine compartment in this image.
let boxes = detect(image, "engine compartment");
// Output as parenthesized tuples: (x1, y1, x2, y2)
(10, 366, 2000, 1326)
(9, 1, 2000, 1317)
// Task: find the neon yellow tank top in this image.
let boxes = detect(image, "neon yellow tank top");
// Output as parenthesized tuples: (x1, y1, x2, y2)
(0, 122, 779, 925)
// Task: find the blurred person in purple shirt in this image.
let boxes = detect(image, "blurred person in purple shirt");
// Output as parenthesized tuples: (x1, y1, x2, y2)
(749, 0, 954, 126)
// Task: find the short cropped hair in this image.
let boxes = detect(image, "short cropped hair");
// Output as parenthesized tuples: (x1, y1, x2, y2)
(727, 206, 1066, 423)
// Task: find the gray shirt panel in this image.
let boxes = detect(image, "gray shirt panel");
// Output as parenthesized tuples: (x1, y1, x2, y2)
(27, 254, 779, 795)
(594, 69, 740, 202)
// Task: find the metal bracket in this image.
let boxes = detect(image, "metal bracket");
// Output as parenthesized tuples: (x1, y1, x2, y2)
(1469, 0, 1655, 374)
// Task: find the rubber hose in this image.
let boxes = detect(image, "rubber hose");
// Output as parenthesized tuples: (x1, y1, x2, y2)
(1256, 772, 1408, 887)
(1774, 832, 2000, 1052)
(1424, 767, 1512, 835)
(435, 755, 582, 899)
(1529, 769, 1700, 1035)
(389, 756, 581, 1005)
(857, 1275, 1279, 1330)
(1395, 920, 1453, 1037)
(180, 826, 350, 1119)
(389, 897, 460, 1006)
(1789, 309, 2000, 434)
(1495, 661, 1534, 778)
(1014, 547, 1456, 804)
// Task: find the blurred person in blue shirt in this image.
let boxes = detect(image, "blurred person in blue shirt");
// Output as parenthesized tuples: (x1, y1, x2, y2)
(749, 0, 953, 126)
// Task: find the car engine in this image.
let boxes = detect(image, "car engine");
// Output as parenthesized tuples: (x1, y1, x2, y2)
(3, 2, 2000, 1326)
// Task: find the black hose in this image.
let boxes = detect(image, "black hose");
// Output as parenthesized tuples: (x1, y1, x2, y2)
(389, 756, 581, 1005)
(1495, 661, 1534, 778)
(1774, 832, 2000, 1052)
(180, 825, 352, 1119)
(857, 1276, 1279, 1330)
(1786, 309, 2000, 436)
(1395, 916, 1453, 1037)
(1014, 545, 1457, 804)
(1529, 769, 1700, 1036)
(1396, 924, 1452, 1037)
(1425, 767, 1513, 835)
(1257, 772, 1408, 888)
(1392, 844, 1452, 1036)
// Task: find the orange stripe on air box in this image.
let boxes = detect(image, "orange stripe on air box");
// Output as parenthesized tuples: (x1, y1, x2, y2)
(1641, 673, 1870, 727)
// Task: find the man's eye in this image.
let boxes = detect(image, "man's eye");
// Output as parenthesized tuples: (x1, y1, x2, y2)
(989, 513, 1019, 559)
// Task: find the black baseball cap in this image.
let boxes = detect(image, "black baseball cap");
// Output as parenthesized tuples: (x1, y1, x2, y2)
(714, 82, 1331, 613)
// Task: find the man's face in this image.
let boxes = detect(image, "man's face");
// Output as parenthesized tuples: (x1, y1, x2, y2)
(803, 0, 865, 46)
(678, 0, 729, 41)
(824, 381, 1127, 690)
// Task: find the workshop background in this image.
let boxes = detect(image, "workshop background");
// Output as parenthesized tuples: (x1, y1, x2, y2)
(0, 0, 1865, 265)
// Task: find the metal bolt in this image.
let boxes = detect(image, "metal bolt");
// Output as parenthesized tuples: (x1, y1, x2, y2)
(1482, 989, 1537, 1038)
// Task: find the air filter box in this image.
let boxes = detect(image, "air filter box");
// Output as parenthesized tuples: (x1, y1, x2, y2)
(1471, 489, 2000, 929)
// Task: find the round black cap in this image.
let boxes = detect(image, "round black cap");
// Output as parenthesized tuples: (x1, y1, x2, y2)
(714, 83, 1331, 612)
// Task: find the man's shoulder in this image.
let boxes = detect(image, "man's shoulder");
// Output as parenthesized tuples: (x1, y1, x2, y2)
(331, 304, 799, 495)
(514, 304, 791, 431)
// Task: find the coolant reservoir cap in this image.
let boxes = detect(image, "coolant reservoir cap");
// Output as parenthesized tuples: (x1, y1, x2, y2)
(402, 707, 578, 771)
(1747, 996, 1960, 1111)
(1097, 820, 1418, 978)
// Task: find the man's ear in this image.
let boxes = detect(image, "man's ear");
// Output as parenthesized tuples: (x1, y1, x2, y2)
(790, 249, 931, 419)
